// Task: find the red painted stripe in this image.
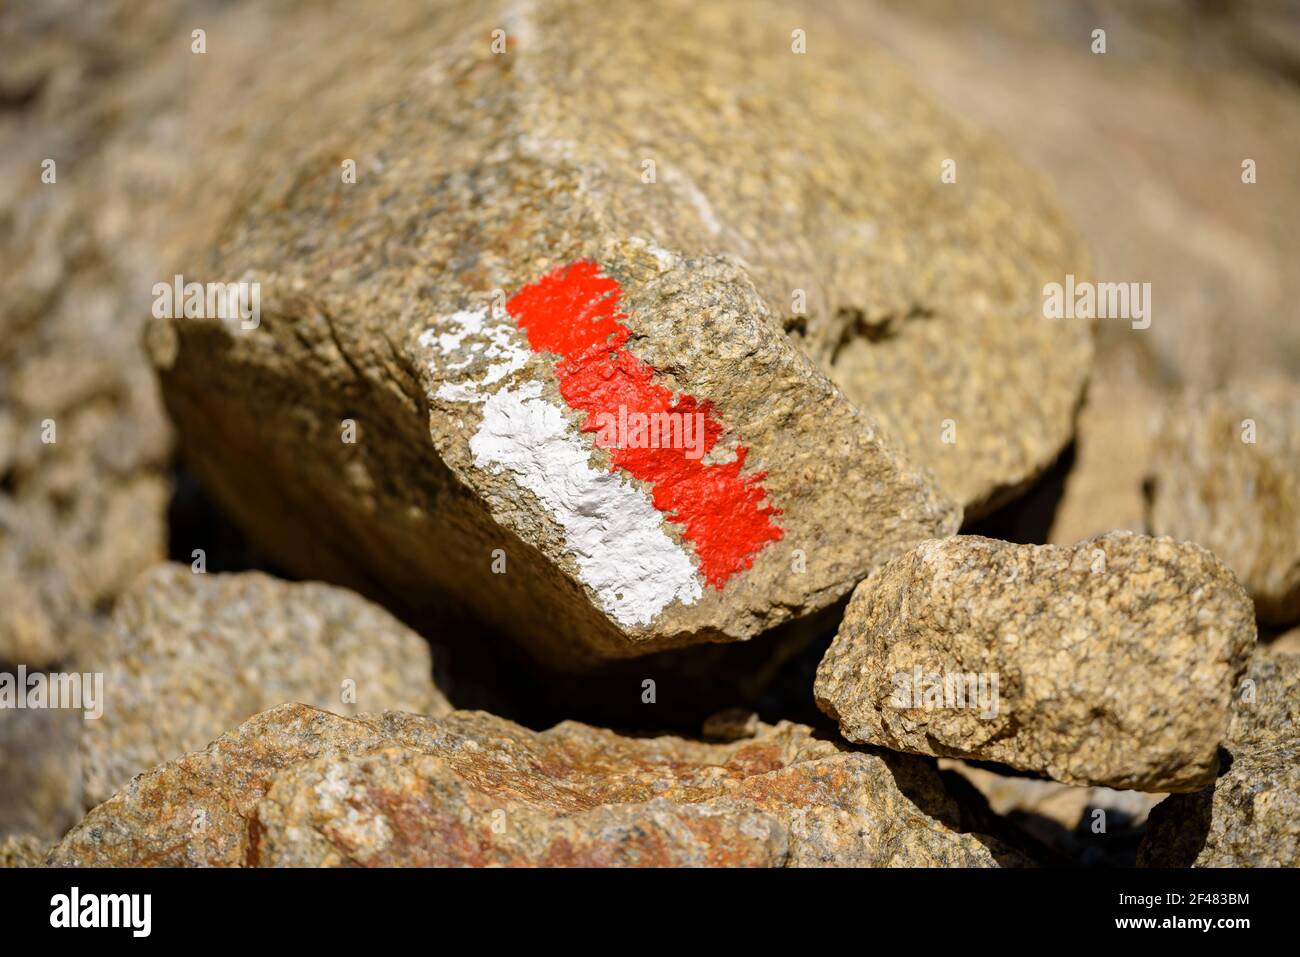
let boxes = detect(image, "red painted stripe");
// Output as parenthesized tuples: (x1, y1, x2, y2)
(507, 260, 783, 589)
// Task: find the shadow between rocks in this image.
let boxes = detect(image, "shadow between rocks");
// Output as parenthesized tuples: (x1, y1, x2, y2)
(961, 440, 1075, 544)
(162, 459, 849, 735)
(167, 466, 294, 577)
(1136, 750, 1223, 867)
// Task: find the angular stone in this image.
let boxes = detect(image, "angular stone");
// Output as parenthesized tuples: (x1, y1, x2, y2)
(701, 708, 763, 742)
(1148, 378, 1300, 625)
(1140, 653, 1300, 866)
(50, 703, 1022, 868)
(81, 565, 449, 808)
(815, 532, 1256, 791)
(149, 1, 994, 665)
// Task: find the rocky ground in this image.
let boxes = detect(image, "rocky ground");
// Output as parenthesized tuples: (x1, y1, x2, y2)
(2, 0, 1298, 868)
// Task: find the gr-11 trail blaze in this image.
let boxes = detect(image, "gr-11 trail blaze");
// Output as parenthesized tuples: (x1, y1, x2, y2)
(507, 260, 783, 590)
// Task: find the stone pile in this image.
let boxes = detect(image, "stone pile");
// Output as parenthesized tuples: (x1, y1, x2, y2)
(3, 0, 1298, 869)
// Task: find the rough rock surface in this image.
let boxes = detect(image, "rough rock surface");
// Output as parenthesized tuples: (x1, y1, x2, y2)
(81, 565, 449, 808)
(1141, 653, 1300, 866)
(815, 533, 1256, 791)
(1148, 378, 1300, 625)
(148, 0, 1048, 665)
(50, 703, 1023, 868)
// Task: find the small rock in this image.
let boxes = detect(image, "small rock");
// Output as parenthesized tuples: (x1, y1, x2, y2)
(1148, 378, 1300, 624)
(815, 532, 1256, 791)
(1140, 653, 1300, 866)
(0, 478, 169, 669)
(80, 565, 449, 808)
(51, 703, 1023, 868)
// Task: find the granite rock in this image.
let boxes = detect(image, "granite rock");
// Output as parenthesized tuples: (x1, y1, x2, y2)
(815, 532, 1256, 791)
(149, 0, 996, 666)
(81, 565, 449, 808)
(1140, 653, 1300, 866)
(1148, 378, 1300, 625)
(50, 703, 1022, 868)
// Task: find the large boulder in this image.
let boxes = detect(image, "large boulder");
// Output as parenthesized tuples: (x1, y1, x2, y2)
(49, 703, 1025, 868)
(151, 0, 1095, 665)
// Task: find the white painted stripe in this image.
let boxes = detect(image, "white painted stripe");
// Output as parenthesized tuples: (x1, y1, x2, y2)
(472, 381, 702, 626)
(421, 308, 702, 627)
(421, 306, 533, 403)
